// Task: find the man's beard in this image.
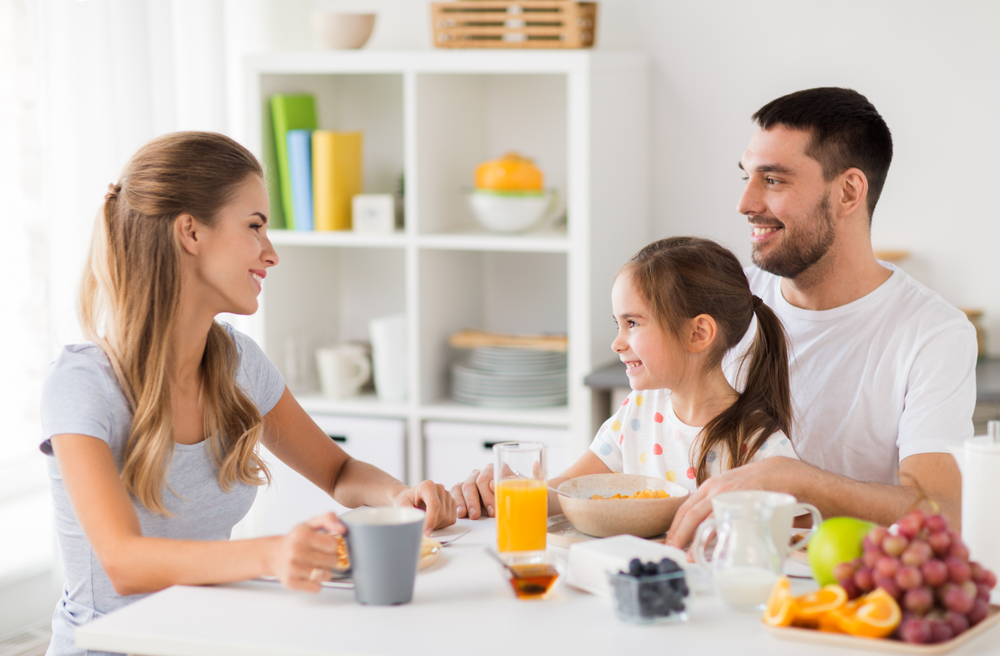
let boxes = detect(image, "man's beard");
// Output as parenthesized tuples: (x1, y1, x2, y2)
(751, 193, 835, 279)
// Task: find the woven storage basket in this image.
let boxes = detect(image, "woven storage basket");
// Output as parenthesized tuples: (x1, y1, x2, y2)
(431, 1, 597, 49)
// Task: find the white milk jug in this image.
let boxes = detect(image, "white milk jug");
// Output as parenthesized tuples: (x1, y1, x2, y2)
(692, 491, 783, 611)
(949, 422, 1000, 604)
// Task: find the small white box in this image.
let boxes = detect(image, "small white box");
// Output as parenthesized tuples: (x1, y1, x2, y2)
(352, 194, 396, 233)
(566, 535, 693, 599)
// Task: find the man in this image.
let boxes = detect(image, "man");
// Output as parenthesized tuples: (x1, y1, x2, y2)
(663, 87, 975, 547)
(452, 88, 976, 546)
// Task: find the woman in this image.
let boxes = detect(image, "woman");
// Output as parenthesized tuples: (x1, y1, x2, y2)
(40, 132, 455, 656)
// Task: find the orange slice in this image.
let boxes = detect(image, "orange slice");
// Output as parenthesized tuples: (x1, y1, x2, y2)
(817, 613, 846, 633)
(841, 588, 901, 638)
(762, 577, 798, 627)
(818, 599, 861, 633)
(794, 584, 848, 620)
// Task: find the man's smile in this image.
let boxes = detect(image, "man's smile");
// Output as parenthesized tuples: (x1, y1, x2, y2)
(750, 220, 784, 244)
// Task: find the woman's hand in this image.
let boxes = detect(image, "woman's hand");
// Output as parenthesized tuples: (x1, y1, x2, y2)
(267, 513, 346, 593)
(393, 480, 457, 535)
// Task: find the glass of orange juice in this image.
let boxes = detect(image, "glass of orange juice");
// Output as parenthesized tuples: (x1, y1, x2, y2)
(493, 442, 547, 563)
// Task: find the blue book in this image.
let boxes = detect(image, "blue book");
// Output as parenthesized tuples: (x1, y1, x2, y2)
(286, 129, 314, 231)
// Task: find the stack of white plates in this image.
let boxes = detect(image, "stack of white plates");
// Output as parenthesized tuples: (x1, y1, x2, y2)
(451, 347, 567, 407)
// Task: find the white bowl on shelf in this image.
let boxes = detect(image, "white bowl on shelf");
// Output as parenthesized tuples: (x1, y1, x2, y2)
(311, 12, 376, 49)
(466, 189, 558, 233)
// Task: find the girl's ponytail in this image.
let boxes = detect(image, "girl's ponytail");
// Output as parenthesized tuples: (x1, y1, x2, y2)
(693, 296, 791, 484)
(743, 298, 792, 444)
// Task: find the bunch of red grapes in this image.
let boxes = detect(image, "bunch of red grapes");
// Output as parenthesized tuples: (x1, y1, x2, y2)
(833, 508, 996, 644)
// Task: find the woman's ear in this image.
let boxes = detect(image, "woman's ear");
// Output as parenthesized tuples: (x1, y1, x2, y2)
(686, 314, 717, 354)
(175, 213, 201, 255)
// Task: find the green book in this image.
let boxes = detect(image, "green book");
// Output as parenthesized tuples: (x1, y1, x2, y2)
(269, 94, 317, 230)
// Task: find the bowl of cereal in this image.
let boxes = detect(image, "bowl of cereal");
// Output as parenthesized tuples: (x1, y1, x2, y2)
(556, 474, 690, 539)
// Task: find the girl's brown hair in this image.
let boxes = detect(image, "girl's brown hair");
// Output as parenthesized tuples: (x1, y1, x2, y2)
(624, 237, 792, 485)
(79, 131, 270, 514)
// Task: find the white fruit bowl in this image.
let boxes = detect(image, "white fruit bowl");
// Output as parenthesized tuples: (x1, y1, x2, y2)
(466, 189, 557, 233)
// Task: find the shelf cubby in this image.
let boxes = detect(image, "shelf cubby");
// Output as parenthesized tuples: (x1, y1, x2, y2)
(244, 51, 650, 484)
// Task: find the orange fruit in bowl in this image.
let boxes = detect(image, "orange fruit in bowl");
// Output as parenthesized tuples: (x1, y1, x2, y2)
(762, 577, 798, 627)
(475, 152, 544, 192)
(840, 588, 901, 638)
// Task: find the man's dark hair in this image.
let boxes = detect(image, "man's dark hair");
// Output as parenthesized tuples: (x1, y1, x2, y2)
(753, 87, 893, 222)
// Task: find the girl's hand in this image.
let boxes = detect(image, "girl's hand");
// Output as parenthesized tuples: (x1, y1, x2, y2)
(450, 464, 496, 520)
(393, 481, 457, 535)
(268, 513, 346, 593)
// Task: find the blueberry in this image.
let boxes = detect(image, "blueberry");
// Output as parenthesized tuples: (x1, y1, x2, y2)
(643, 562, 659, 577)
(628, 558, 643, 577)
(658, 558, 680, 574)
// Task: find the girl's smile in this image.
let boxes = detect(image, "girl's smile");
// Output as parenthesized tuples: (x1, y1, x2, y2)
(611, 269, 688, 391)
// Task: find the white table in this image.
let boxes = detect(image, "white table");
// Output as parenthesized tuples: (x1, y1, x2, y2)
(76, 519, 999, 656)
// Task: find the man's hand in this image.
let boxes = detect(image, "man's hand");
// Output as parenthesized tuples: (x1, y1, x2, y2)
(666, 457, 807, 548)
(450, 464, 496, 520)
(393, 480, 457, 535)
(665, 453, 960, 549)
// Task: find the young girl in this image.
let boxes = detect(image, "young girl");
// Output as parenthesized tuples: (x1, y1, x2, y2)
(567, 236, 798, 492)
(452, 236, 797, 517)
(40, 132, 454, 656)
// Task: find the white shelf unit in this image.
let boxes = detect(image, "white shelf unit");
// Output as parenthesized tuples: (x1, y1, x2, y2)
(240, 51, 650, 486)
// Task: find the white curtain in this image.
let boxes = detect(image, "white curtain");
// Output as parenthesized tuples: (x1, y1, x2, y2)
(0, 0, 51, 589)
(0, 0, 271, 590)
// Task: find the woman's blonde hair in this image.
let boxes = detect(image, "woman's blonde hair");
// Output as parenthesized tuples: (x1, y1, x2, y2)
(79, 131, 271, 515)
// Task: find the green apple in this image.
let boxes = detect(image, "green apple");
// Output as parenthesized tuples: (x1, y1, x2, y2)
(808, 517, 875, 586)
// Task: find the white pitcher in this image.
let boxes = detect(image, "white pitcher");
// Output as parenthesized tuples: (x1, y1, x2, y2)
(692, 491, 783, 611)
(949, 423, 1000, 604)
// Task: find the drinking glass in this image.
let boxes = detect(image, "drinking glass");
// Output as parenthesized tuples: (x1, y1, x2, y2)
(493, 442, 547, 563)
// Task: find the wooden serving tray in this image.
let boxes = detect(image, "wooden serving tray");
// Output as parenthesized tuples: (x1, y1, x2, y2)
(764, 605, 1000, 654)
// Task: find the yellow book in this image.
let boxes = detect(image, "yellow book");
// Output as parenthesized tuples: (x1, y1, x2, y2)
(312, 131, 363, 231)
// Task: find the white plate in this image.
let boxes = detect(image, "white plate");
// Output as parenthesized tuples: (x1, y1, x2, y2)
(451, 391, 567, 407)
(452, 378, 567, 394)
(452, 364, 566, 383)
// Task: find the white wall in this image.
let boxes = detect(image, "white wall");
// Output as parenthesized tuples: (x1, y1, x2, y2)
(44, 0, 1000, 351)
(309, 0, 1000, 353)
(596, 1, 1000, 353)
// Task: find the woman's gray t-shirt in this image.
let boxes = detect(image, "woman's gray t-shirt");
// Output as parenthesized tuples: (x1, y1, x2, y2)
(39, 323, 285, 656)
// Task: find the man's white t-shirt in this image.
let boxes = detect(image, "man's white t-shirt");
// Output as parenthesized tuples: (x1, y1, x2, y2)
(724, 263, 977, 486)
(588, 388, 799, 495)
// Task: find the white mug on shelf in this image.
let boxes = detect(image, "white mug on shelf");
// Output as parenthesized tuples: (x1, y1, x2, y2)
(369, 314, 408, 403)
(316, 344, 371, 399)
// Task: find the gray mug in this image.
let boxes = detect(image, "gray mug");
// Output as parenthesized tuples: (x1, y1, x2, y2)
(341, 507, 425, 605)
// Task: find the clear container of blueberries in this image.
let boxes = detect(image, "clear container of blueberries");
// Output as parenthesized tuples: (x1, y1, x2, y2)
(608, 558, 690, 625)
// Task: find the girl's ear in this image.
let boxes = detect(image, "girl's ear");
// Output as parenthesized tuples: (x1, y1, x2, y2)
(176, 213, 201, 255)
(686, 314, 717, 354)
